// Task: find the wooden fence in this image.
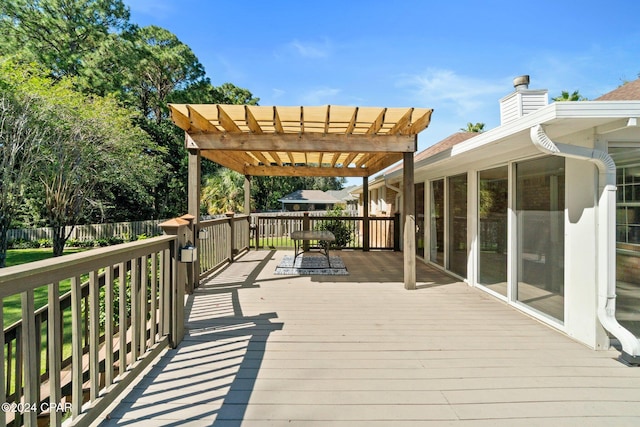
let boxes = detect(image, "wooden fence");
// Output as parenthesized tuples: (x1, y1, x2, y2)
(7, 220, 163, 243)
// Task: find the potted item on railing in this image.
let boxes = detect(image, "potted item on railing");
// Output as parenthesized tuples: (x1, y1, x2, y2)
(180, 243, 198, 263)
(225, 211, 235, 218)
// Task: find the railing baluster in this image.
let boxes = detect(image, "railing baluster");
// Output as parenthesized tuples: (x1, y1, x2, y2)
(89, 270, 100, 402)
(71, 275, 83, 419)
(161, 248, 170, 336)
(150, 252, 158, 346)
(34, 311, 42, 408)
(14, 327, 22, 427)
(140, 254, 148, 355)
(48, 281, 62, 427)
(5, 340, 10, 405)
(118, 261, 127, 377)
(131, 257, 140, 362)
(21, 289, 38, 426)
(105, 265, 114, 387)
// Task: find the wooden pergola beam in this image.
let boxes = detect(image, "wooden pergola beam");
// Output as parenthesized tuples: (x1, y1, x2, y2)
(186, 132, 417, 153)
(245, 164, 369, 177)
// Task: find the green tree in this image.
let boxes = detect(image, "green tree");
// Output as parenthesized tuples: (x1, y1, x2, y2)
(460, 122, 485, 132)
(1, 62, 162, 255)
(0, 86, 47, 267)
(170, 81, 260, 106)
(201, 168, 245, 215)
(552, 90, 587, 102)
(0, 0, 133, 79)
(131, 25, 206, 123)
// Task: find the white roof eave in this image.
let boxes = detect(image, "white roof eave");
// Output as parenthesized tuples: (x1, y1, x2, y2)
(384, 100, 640, 180)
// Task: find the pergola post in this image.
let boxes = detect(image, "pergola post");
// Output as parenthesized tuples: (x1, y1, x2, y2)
(403, 152, 416, 290)
(244, 175, 251, 215)
(187, 148, 201, 290)
(362, 177, 370, 251)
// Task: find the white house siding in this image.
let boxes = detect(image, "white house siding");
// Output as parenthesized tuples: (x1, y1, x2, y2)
(564, 157, 605, 349)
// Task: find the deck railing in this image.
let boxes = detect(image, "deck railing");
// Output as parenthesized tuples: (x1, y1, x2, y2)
(0, 231, 186, 427)
(196, 214, 251, 280)
(251, 213, 399, 250)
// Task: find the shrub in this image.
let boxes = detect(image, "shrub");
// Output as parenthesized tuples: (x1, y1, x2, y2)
(37, 238, 52, 248)
(315, 206, 353, 249)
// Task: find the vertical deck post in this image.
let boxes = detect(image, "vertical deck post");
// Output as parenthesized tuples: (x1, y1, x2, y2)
(159, 218, 189, 348)
(363, 177, 370, 251)
(394, 212, 401, 251)
(180, 214, 196, 294)
(302, 212, 310, 252)
(188, 149, 201, 291)
(244, 175, 251, 215)
(403, 152, 416, 290)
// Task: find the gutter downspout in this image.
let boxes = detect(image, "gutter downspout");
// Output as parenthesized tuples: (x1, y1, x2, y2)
(530, 124, 640, 365)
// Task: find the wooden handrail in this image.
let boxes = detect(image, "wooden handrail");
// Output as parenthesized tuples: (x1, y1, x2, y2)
(1, 233, 182, 427)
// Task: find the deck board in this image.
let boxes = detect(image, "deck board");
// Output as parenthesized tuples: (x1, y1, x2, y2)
(95, 250, 640, 426)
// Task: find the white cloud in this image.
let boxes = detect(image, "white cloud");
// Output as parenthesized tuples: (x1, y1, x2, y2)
(288, 39, 331, 59)
(398, 68, 507, 118)
(300, 87, 341, 105)
(271, 88, 286, 99)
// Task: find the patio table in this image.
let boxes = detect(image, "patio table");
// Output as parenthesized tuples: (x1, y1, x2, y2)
(291, 230, 336, 266)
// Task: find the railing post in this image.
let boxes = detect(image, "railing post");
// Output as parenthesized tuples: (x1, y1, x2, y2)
(159, 218, 189, 348)
(226, 212, 235, 262)
(180, 214, 197, 294)
(394, 212, 401, 251)
(303, 212, 310, 252)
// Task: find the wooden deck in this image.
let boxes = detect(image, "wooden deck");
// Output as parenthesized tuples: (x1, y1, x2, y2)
(95, 250, 640, 426)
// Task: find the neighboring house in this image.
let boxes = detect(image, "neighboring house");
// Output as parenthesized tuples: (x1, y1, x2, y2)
(327, 185, 359, 213)
(278, 189, 341, 212)
(355, 76, 640, 364)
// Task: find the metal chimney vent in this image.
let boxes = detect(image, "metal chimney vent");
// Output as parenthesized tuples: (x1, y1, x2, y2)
(513, 75, 530, 91)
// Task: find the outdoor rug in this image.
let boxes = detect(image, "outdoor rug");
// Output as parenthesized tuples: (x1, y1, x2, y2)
(275, 254, 348, 275)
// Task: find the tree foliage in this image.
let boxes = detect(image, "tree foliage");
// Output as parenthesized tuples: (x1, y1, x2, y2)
(0, 0, 133, 79)
(1, 61, 163, 256)
(0, 84, 48, 266)
(460, 122, 485, 132)
(201, 168, 245, 215)
(552, 90, 587, 102)
(131, 25, 206, 122)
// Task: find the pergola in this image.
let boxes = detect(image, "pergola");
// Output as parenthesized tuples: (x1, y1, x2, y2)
(169, 104, 433, 289)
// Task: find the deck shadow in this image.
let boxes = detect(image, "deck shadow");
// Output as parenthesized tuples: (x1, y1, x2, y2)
(99, 250, 284, 426)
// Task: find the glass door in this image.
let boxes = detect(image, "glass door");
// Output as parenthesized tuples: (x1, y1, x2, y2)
(515, 156, 565, 322)
(478, 166, 508, 296)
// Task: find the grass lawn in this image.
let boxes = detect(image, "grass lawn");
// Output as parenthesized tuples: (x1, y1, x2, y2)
(3, 248, 87, 326)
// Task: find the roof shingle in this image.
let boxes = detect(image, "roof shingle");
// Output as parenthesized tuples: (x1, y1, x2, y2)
(595, 78, 640, 100)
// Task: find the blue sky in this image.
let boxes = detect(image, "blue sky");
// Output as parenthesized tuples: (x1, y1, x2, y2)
(124, 0, 640, 183)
